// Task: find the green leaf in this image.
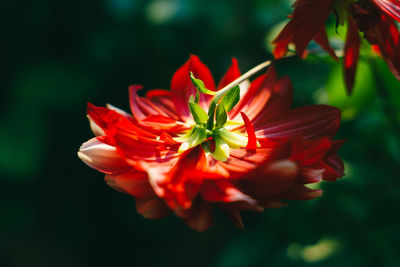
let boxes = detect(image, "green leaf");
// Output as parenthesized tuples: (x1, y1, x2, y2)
(215, 103, 227, 128)
(189, 102, 208, 124)
(223, 85, 240, 112)
(322, 60, 377, 121)
(190, 72, 216, 95)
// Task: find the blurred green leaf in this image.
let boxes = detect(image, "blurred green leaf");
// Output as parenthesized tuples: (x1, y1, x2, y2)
(323, 60, 377, 120)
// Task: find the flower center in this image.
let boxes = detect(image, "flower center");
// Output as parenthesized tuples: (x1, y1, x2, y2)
(173, 72, 254, 161)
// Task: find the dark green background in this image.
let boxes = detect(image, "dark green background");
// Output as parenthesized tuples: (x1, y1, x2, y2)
(2, 0, 400, 266)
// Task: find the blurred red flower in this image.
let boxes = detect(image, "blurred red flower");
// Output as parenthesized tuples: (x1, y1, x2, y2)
(273, 0, 400, 93)
(78, 55, 344, 231)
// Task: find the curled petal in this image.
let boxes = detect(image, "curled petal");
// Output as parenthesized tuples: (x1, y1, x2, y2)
(77, 138, 130, 174)
(240, 112, 257, 150)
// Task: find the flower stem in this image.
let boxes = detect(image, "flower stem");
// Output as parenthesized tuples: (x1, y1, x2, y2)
(216, 60, 273, 98)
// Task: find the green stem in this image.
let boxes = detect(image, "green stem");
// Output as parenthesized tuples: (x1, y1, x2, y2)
(215, 60, 273, 98)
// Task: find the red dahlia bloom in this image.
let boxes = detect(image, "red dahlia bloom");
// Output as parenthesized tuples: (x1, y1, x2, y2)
(273, 0, 400, 93)
(78, 55, 344, 231)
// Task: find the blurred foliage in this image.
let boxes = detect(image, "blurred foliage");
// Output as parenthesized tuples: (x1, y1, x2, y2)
(1, 0, 400, 266)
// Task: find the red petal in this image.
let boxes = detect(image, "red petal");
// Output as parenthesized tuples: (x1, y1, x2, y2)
(272, 0, 335, 58)
(282, 185, 323, 200)
(373, 0, 400, 22)
(229, 66, 278, 120)
(313, 26, 338, 61)
(201, 180, 256, 204)
(256, 105, 341, 139)
(184, 200, 213, 232)
(251, 76, 294, 129)
(343, 16, 361, 94)
(87, 103, 124, 132)
(242, 160, 298, 197)
(170, 55, 216, 120)
(323, 152, 345, 181)
(135, 197, 170, 219)
(240, 112, 257, 150)
(105, 171, 155, 198)
(146, 89, 181, 120)
(217, 58, 241, 89)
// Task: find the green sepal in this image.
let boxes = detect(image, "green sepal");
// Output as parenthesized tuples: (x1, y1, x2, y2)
(215, 103, 227, 128)
(177, 126, 207, 152)
(223, 85, 240, 112)
(190, 72, 216, 95)
(210, 134, 229, 161)
(207, 101, 216, 130)
(194, 88, 200, 104)
(189, 101, 208, 124)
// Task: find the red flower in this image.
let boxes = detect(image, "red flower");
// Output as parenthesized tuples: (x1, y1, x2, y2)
(273, 0, 400, 94)
(78, 55, 344, 231)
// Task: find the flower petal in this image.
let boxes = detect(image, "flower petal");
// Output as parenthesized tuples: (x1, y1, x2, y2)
(217, 58, 241, 89)
(240, 112, 257, 150)
(229, 66, 278, 121)
(184, 200, 213, 232)
(313, 26, 338, 61)
(201, 180, 256, 205)
(272, 0, 336, 58)
(135, 197, 170, 219)
(256, 105, 341, 139)
(251, 76, 294, 129)
(170, 55, 216, 120)
(373, 0, 400, 22)
(242, 160, 298, 197)
(146, 89, 181, 120)
(105, 171, 155, 198)
(77, 137, 131, 174)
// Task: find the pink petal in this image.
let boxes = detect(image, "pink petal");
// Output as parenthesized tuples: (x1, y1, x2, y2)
(77, 137, 131, 174)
